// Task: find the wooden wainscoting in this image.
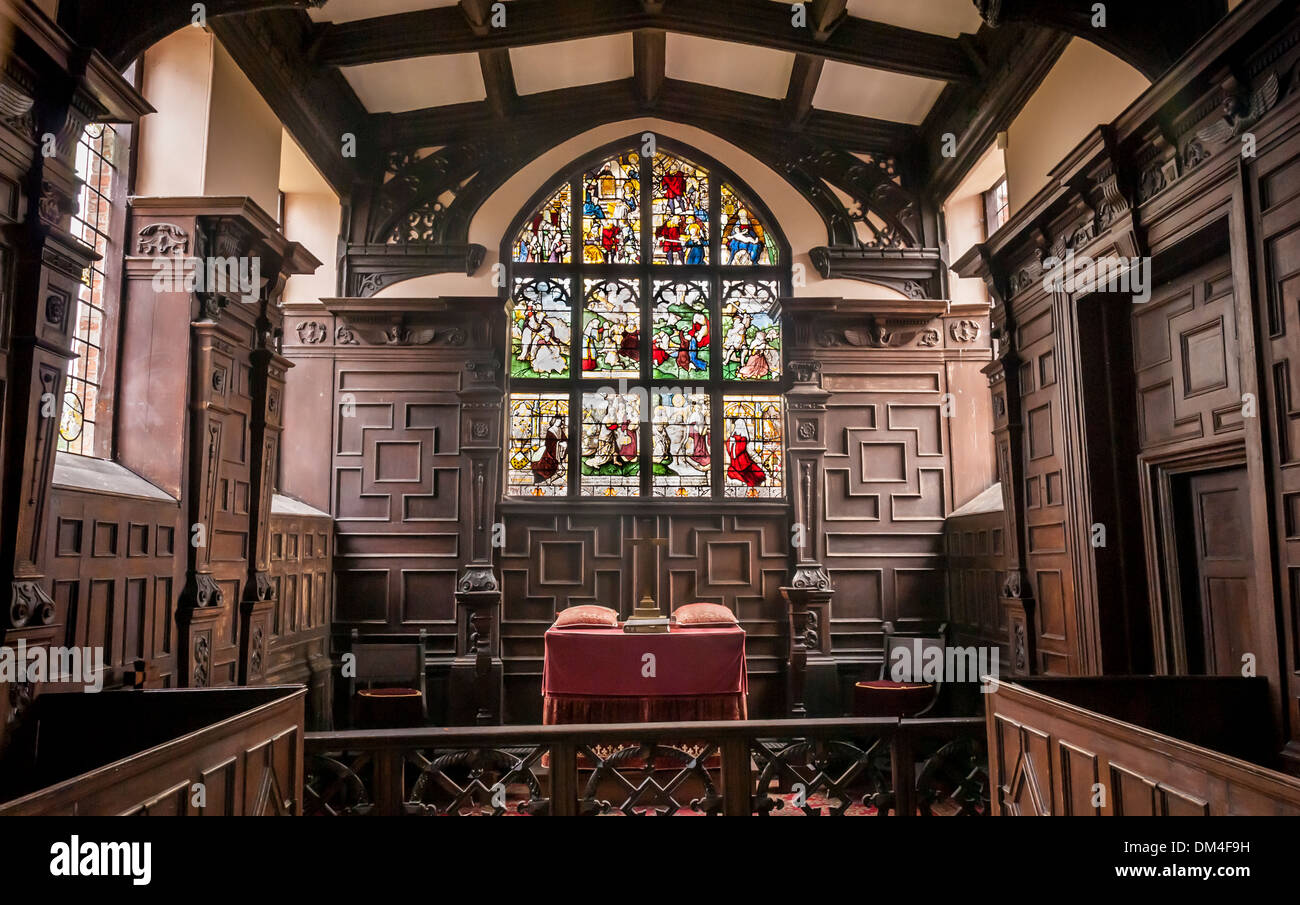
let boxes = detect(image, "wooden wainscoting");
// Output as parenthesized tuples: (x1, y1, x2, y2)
(0, 686, 305, 816)
(987, 678, 1300, 815)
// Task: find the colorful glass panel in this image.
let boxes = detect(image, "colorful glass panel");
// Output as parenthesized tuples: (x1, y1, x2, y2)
(582, 153, 641, 264)
(652, 153, 709, 265)
(721, 183, 777, 266)
(513, 182, 571, 263)
(723, 396, 783, 498)
(722, 280, 781, 380)
(581, 278, 640, 379)
(511, 278, 572, 379)
(651, 280, 710, 381)
(508, 394, 569, 496)
(652, 391, 711, 497)
(580, 391, 641, 496)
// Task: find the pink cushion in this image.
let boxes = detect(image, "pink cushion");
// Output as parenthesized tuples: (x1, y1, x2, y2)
(674, 602, 738, 626)
(554, 605, 619, 629)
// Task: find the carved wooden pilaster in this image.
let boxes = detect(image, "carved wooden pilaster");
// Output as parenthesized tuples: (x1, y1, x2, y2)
(450, 590, 503, 725)
(984, 352, 1036, 677)
(780, 357, 837, 715)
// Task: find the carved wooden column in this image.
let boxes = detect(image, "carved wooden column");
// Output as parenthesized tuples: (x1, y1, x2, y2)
(128, 199, 318, 688)
(240, 292, 297, 686)
(452, 353, 505, 724)
(780, 360, 837, 716)
(0, 59, 138, 667)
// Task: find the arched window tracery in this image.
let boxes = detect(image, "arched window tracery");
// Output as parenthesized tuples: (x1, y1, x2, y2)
(504, 139, 790, 500)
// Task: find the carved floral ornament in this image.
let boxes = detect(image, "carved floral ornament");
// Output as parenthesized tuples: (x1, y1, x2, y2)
(137, 223, 189, 256)
(950, 319, 981, 342)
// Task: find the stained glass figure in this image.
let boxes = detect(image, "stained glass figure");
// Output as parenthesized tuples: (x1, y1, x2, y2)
(721, 183, 777, 266)
(511, 278, 572, 379)
(513, 182, 571, 263)
(723, 396, 783, 498)
(653, 153, 709, 265)
(580, 391, 641, 496)
(582, 153, 641, 264)
(652, 391, 711, 497)
(508, 394, 569, 496)
(581, 278, 640, 378)
(651, 280, 710, 381)
(722, 280, 781, 380)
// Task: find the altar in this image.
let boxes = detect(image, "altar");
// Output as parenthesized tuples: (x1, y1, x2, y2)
(541, 624, 748, 724)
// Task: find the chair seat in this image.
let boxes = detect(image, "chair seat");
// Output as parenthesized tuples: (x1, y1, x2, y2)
(853, 680, 935, 718)
(355, 687, 424, 728)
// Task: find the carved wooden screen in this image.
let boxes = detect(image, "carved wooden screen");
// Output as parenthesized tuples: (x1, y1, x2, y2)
(503, 138, 792, 501)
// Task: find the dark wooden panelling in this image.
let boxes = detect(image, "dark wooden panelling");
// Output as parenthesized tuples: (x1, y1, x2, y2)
(988, 679, 1300, 816)
(265, 510, 333, 727)
(46, 488, 183, 689)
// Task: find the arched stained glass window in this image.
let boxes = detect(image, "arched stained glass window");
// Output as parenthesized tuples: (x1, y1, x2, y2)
(505, 138, 789, 500)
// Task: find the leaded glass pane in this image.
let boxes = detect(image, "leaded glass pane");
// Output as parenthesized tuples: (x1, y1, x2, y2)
(513, 182, 571, 263)
(723, 395, 783, 498)
(722, 280, 781, 380)
(581, 278, 640, 379)
(581, 391, 641, 496)
(582, 153, 640, 264)
(651, 279, 709, 381)
(511, 277, 572, 379)
(652, 391, 711, 497)
(721, 183, 778, 266)
(652, 153, 709, 265)
(508, 394, 569, 496)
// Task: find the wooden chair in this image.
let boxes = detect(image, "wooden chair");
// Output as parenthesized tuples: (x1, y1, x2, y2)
(853, 622, 947, 718)
(348, 629, 428, 728)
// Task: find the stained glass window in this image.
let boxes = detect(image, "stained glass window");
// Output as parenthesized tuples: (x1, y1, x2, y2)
(652, 391, 711, 497)
(581, 391, 641, 497)
(508, 394, 569, 496)
(723, 396, 784, 498)
(651, 280, 710, 381)
(582, 152, 641, 264)
(653, 153, 709, 265)
(506, 141, 787, 499)
(581, 278, 640, 379)
(722, 280, 781, 381)
(721, 183, 778, 266)
(511, 277, 571, 379)
(513, 183, 571, 263)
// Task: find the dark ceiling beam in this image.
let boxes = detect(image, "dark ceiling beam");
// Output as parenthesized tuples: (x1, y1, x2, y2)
(809, 0, 849, 41)
(375, 77, 917, 154)
(633, 29, 666, 109)
(783, 55, 824, 128)
(312, 0, 975, 84)
(460, 0, 494, 36)
(915, 25, 1069, 205)
(972, 0, 1228, 82)
(783, 1, 843, 128)
(478, 48, 517, 117)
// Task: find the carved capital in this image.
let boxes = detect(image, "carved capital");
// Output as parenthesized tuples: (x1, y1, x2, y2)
(182, 572, 224, 611)
(9, 580, 55, 628)
(458, 566, 500, 593)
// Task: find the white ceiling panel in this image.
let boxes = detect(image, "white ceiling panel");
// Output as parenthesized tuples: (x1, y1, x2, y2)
(665, 35, 795, 100)
(510, 35, 635, 96)
(342, 53, 486, 113)
(812, 61, 946, 124)
(309, 0, 460, 24)
(844, 0, 984, 36)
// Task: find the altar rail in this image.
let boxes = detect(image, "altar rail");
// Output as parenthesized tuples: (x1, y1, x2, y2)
(304, 716, 986, 816)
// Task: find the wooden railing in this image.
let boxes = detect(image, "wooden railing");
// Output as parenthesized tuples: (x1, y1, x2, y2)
(304, 716, 987, 816)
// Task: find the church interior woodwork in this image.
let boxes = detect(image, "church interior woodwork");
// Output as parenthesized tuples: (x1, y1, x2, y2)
(5, 0, 1300, 831)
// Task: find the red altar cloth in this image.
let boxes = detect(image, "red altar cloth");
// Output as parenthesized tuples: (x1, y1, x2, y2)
(542, 625, 748, 723)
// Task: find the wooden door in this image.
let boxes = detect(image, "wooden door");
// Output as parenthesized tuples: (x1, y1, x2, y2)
(1174, 467, 1256, 676)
